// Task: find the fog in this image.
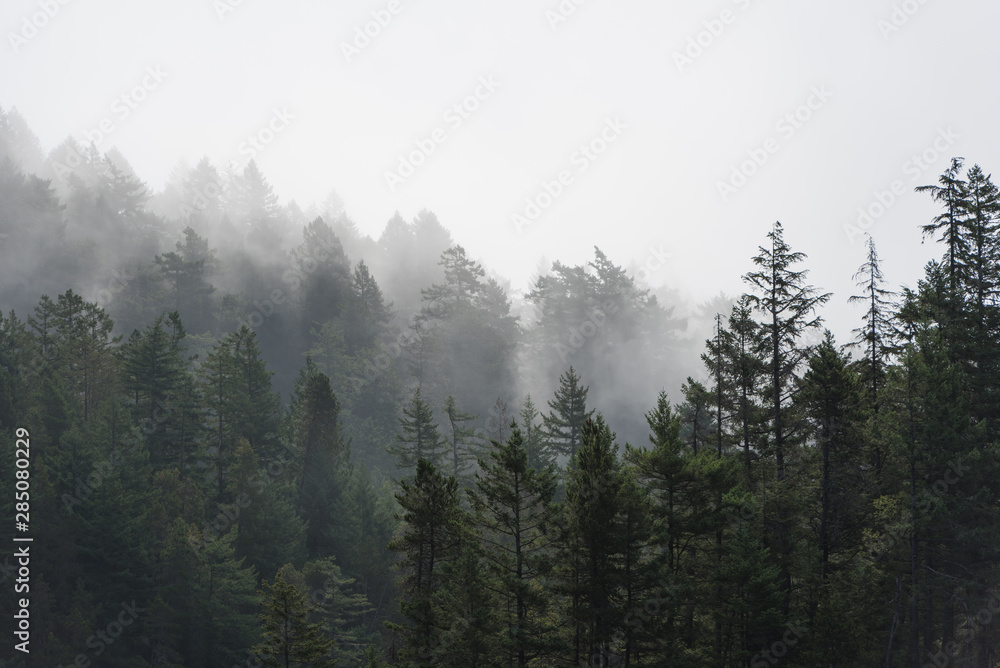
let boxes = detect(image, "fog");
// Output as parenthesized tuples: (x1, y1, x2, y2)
(4, 0, 1000, 455)
(3, 1, 1000, 664)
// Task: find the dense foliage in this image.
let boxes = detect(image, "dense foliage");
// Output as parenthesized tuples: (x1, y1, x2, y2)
(2, 108, 1000, 666)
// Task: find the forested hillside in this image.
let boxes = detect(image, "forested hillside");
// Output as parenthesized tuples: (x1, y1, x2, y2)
(2, 105, 1000, 667)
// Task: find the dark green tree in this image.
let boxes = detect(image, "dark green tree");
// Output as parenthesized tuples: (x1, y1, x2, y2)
(469, 425, 561, 665)
(389, 388, 447, 472)
(255, 565, 337, 667)
(441, 394, 479, 483)
(388, 459, 468, 666)
(743, 221, 831, 482)
(916, 157, 968, 291)
(542, 366, 594, 462)
(295, 371, 349, 558)
(848, 235, 897, 421)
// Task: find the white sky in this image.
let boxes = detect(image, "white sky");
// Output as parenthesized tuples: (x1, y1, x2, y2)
(3, 0, 999, 342)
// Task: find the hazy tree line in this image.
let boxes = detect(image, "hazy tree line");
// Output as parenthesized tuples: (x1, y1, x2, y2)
(2, 106, 1000, 666)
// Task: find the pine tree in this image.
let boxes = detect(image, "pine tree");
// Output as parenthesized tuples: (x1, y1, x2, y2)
(625, 392, 690, 651)
(293, 216, 353, 326)
(798, 331, 867, 579)
(180, 523, 260, 666)
(41, 290, 120, 423)
(958, 164, 1000, 318)
(701, 312, 732, 459)
(519, 395, 556, 472)
(295, 371, 349, 558)
(293, 558, 376, 666)
(848, 235, 897, 411)
(679, 376, 713, 455)
(557, 415, 629, 665)
(200, 325, 283, 499)
(469, 425, 560, 665)
(226, 438, 307, 582)
(417, 245, 486, 320)
(743, 221, 831, 482)
(441, 395, 478, 482)
(230, 325, 282, 463)
(744, 223, 830, 620)
(388, 459, 468, 666)
(389, 388, 447, 472)
(916, 157, 968, 292)
(343, 259, 395, 354)
(255, 565, 337, 667)
(121, 311, 203, 472)
(542, 366, 594, 462)
(726, 296, 767, 482)
(432, 540, 499, 666)
(200, 331, 240, 500)
(154, 228, 216, 327)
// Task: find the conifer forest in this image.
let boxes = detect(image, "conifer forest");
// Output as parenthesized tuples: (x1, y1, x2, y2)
(3, 2, 1000, 667)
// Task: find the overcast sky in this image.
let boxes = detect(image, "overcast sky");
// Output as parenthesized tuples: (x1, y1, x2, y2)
(4, 0, 999, 343)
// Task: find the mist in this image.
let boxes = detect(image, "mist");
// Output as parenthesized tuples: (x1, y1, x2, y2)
(3, 1, 1000, 665)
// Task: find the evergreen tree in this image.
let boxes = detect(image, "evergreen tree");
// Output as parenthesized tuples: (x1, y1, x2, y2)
(255, 565, 337, 667)
(431, 540, 499, 666)
(388, 459, 468, 666)
(848, 235, 897, 421)
(441, 394, 479, 482)
(289, 558, 376, 666)
(519, 395, 556, 472)
(469, 425, 561, 665)
(295, 371, 349, 558)
(743, 221, 831, 482)
(725, 296, 767, 483)
(542, 366, 594, 462)
(293, 216, 353, 326)
(916, 157, 968, 291)
(701, 312, 733, 459)
(557, 415, 630, 665)
(958, 164, 1000, 318)
(178, 523, 260, 666)
(798, 331, 867, 579)
(679, 376, 713, 455)
(389, 388, 447, 472)
(226, 438, 307, 580)
(121, 311, 203, 472)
